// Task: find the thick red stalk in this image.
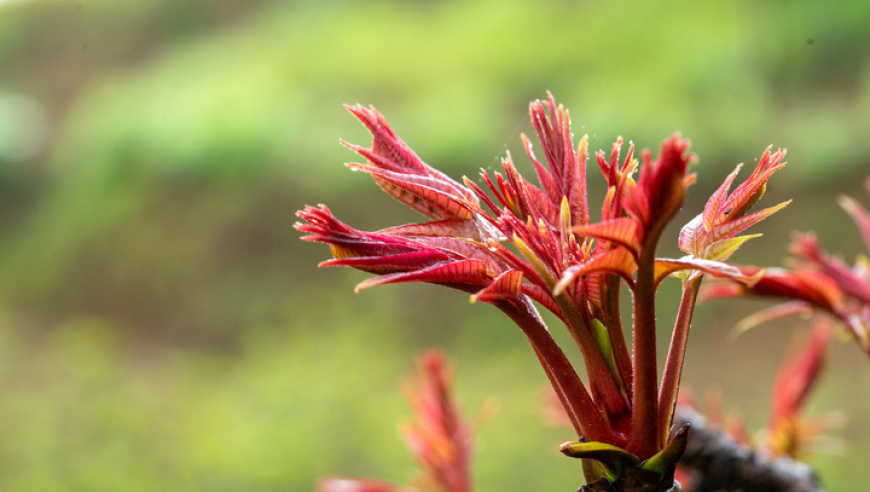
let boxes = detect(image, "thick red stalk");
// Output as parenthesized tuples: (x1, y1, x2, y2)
(496, 297, 611, 443)
(630, 240, 661, 459)
(658, 275, 702, 447)
(532, 341, 585, 437)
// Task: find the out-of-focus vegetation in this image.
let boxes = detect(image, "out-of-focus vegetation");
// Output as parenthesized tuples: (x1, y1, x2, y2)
(0, 0, 868, 490)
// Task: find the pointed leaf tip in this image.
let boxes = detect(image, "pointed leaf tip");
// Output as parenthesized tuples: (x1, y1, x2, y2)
(470, 270, 523, 304)
(641, 424, 689, 476)
(560, 440, 640, 464)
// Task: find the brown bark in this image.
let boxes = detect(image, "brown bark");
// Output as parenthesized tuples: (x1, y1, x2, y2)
(674, 407, 823, 492)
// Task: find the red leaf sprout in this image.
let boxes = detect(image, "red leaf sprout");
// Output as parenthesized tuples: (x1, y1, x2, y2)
(297, 94, 789, 488)
(319, 351, 475, 492)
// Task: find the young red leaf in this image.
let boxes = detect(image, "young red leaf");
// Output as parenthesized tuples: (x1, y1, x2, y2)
(343, 104, 478, 221)
(572, 218, 642, 255)
(354, 259, 491, 293)
(679, 148, 788, 261)
(556, 247, 638, 294)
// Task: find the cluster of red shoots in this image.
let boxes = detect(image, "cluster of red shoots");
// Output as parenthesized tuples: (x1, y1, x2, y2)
(297, 94, 801, 489)
(705, 176, 870, 354)
(688, 321, 833, 456)
(319, 351, 471, 492)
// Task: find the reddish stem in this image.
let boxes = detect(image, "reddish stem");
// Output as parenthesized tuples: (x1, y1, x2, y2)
(630, 241, 661, 459)
(658, 275, 702, 447)
(555, 293, 630, 422)
(497, 297, 611, 442)
(531, 343, 584, 436)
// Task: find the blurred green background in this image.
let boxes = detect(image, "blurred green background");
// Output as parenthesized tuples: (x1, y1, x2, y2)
(0, 0, 868, 490)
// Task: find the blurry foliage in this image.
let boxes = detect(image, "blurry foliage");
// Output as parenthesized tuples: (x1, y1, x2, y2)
(0, 0, 868, 490)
